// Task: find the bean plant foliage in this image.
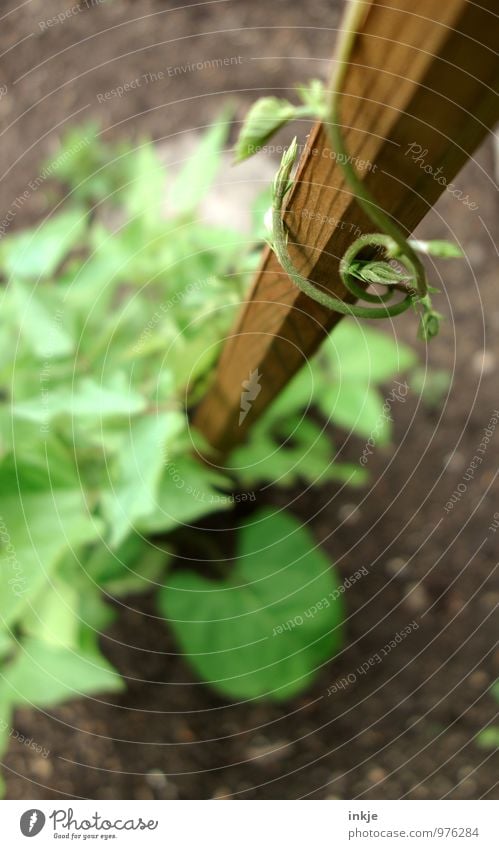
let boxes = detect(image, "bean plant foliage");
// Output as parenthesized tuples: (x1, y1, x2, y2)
(0, 116, 423, 778)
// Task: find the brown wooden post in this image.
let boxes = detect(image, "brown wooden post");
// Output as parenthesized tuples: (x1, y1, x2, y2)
(194, 0, 499, 457)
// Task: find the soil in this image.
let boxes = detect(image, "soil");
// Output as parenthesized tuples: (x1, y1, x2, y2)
(1, 0, 498, 800)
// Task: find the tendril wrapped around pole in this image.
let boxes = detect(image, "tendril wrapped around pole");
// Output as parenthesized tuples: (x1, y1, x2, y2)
(270, 0, 443, 340)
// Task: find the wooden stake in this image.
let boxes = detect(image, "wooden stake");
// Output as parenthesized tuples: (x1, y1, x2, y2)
(194, 0, 499, 456)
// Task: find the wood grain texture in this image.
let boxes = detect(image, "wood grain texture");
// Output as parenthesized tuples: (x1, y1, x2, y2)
(194, 0, 499, 456)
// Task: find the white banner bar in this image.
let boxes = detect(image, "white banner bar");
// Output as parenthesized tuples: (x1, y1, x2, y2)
(2, 800, 497, 848)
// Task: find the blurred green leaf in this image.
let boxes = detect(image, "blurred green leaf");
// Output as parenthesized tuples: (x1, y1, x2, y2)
(318, 382, 392, 445)
(160, 508, 344, 700)
(23, 577, 79, 649)
(100, 412, 185, 547)
(14, 376, 146, 425)
(124, 141, 166, 227)
(296, 79, 327, 116)
(232, 415, 367, 489)
(170, 110, 230, 212)
(0, 638, 123, 709)
(139, 458, 232, 534)
(8, 280, 73, 358)
(410, 367, 451, 409)
(0, 209, 86, 280)
(0, 486, 102, 628)
(476, 727, 499, 750)
(320, 320, 416, 383)
(84, 532, 170, 596)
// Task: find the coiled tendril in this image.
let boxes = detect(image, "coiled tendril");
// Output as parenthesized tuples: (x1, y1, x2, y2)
(271, 0, 442, 340)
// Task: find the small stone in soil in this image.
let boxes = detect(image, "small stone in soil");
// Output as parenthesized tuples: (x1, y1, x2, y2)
(145, 769, 178, 799)
(367, 766, 388, 783)
(337, 503, 360, 525)
(468, 670, 489, 688)
(30, 756, 53, 780)
(245, 736, 292, 765)
(385, 556, 409, 578)
(403, 582, 429, 614)
(212, 786, 232, 800)
(471, 350, 495, 375)
(443, 451, 465, 471)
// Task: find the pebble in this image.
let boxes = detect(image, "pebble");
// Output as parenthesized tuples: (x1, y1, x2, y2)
(457, 777, 477, 796)
(174, 722, 196, 743)
(135, 787, 155, 800)
(145, 769, 178, 799)
(245, 736, 292, 765)
(212, 786, 232, 800)
(469, 670, 489, 689)
(443, 451, 465, 471)
(367, 766, 388, 783)
(480, 591, 499, 610)
(385, 556, 409, 579)
(412, 785, 429, 798)
(471, 350, 495, 375)
(447, 594, 466, 614)
(432, 777, 454, 796)
(337, 503, 361, 525)
(31, 756, 53, 780)
(404, 582, 429, 614)
(457, 765, 476, 781)
(100, 787, 118, 799)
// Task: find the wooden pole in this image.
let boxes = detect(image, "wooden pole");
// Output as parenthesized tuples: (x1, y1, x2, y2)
(194, 0, 499, 456)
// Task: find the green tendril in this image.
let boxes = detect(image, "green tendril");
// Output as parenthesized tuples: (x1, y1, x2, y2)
(270, 0, 442, 340)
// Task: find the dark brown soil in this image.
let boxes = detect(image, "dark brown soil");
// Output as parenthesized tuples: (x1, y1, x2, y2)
(1, 0, 498, 800)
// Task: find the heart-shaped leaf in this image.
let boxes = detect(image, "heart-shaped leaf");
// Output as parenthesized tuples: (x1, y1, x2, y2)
(160, 509, 344, 701)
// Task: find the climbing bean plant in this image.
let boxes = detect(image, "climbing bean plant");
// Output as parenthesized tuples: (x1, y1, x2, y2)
(0, 64, 460, 788)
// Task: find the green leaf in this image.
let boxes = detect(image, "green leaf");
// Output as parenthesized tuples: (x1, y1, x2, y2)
(319, 320, 416, 383)
(139, 457, 232, 534)
(0, 209, 87, 279)
(13, 376, 146, 425)
(295, 79, 328, 116)
(491, 680, 499, 702)
(170, 110, 230, 213)
(123, 141, 166, 227)
(476, 727, 499, 750)
(100, 412, 185, 547)
(0, 630, 14, 661)
(22, 577, 79, 649)
(0, 437, 79, 491)
(318, 382, 392, 444)
(410, 239, 463, 258)
(0, 487, 102, 628)
(234, 97, 296, 162)
(350, 260, 411, 284)
(410, 367, 451, 409)
(84, 532, 170, 596)
(160, 509, 344, 701)
(9, 280, 73, 358)
(231, 416, 367, 489)
(55, 551, 116, 635)
(44, 123, 139, 207)
(0, 638, 123, 709)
